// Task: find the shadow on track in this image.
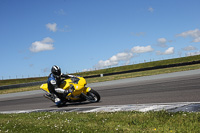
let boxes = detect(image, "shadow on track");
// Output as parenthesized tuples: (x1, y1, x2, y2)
(50, 101, 102, 108)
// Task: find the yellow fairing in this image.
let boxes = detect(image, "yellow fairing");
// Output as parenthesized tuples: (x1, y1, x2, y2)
(60, 77, 87, 91)
(40, 83, 49, 93)
(60, 77, 87, 100)
(40, 76, 91, 101)
(77, 77, 87, 86)
(59, 79, 71, 90)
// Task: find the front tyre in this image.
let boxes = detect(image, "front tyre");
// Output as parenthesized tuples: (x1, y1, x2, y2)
(86, 89, 101, 103)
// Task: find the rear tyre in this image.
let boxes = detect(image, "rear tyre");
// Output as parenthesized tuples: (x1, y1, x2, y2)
(86, 89, 101, 103)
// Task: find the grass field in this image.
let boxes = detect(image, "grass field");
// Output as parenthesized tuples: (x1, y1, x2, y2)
(0, 77, 46, 86)
(0, 111, 200, 132)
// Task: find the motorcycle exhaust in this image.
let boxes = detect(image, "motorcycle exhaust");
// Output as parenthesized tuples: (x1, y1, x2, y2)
(43, 94, 54, 102)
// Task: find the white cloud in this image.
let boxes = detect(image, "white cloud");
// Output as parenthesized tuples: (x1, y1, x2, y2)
(96, 60, 117, 68)
(46, 23, 71, 32)
(176, 29, 200, 42)
(95, 45, 154, 68)
(46, 23, 57, 32)
(95, 52, 133, 68)
(156, 47, 174, 55)
(182, 45, 197, 51)
(186, 51, 200, 56)
(157, 38, 167, 44)
(29, 37, 54, 52)
(131, 45, 154, 53)
(110, 52, 133, 62)
(165, 47, 174, 54)
(148, 7, 154, 12)
(157, 38, 168, 47)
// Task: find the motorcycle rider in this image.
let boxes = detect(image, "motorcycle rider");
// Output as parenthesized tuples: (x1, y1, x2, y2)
(47, 65, 74, 105)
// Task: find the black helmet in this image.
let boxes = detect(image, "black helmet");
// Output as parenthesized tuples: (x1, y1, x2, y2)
(51, 65, 61, 77)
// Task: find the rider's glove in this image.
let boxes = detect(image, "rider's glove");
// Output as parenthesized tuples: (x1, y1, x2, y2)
(68, 88, 73, 93)
(68, 85, 74, 93)
(68, 75, 74, 78)
(61, 74, 74, 79)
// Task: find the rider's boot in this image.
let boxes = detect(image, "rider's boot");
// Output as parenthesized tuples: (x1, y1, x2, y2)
(51, 93, 61, 105)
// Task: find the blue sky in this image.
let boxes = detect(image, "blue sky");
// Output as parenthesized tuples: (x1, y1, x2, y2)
(1, 0, 200, 79)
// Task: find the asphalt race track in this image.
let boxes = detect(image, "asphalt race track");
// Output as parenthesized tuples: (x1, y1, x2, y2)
(0, 69, 200, 113)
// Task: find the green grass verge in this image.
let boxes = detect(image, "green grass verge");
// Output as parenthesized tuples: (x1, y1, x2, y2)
(0, 77, 47, 86)
(0, 111, 200, 132)
(0, 85, 40, 94)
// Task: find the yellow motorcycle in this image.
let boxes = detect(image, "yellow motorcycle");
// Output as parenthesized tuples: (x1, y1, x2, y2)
(40, 76, 100, 106)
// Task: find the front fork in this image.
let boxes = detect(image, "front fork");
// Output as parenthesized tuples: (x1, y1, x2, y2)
(81, 87, 94, 101)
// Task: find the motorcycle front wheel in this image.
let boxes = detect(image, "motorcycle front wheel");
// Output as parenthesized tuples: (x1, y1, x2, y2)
(83, 89, 101, 103)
